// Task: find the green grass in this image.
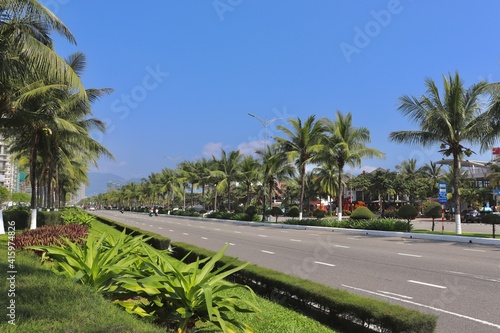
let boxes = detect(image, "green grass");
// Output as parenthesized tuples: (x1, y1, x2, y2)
(0, 222, 339, 333)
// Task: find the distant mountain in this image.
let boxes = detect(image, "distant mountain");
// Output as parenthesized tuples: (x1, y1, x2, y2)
(86, 172, 125, 197)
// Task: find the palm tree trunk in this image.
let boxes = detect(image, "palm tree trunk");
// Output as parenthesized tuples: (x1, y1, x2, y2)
(453, 154, 462, 234)
(337, 167, 343, 221)
(29, 135, 39, 229)
(299, 166, 305, 220)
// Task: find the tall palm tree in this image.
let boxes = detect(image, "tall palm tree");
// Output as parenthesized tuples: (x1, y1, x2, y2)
(275, 116, 324, 220)
(313, 160, 338, 216)
(256, 144, 295, 220)
(211, 149, 242, 211)
(322, 111, 384, 221)
(389, 72, 500, 234)
(239, 155, 260, 208)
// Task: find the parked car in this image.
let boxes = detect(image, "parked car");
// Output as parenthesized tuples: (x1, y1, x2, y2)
(462, 209, 481, 223)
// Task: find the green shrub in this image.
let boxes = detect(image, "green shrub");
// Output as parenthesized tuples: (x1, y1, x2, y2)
(424, 202, 442, 231)
(3, 206, 30, 230)
(287, 206, 300, 218)
(397, 204, 418, 232)
(38, 211, 63, 226)
(313, 209, 326, 219)
(350, 206, 375, 220)
(481, 213, 500, 238)
(245, 205, 257, 217)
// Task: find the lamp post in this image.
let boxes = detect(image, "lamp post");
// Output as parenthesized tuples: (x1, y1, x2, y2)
(248, 113, 281, 222)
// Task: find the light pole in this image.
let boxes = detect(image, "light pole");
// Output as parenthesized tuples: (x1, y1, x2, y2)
(248, 113, 282, 222)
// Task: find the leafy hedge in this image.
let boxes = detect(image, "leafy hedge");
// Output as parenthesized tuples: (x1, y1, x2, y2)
(282, 218, 411, 232)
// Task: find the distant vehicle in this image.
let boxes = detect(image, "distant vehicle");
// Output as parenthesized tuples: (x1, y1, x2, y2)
(462, 209, 481, 223)
(89, 207, 95, 211)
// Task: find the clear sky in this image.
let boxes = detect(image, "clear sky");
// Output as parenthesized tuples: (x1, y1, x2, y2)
(48, 0, 500, 180)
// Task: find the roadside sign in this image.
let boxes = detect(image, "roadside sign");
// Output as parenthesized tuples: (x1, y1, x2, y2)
(438, 182, 447, 203)
(493, 188, 500, 196)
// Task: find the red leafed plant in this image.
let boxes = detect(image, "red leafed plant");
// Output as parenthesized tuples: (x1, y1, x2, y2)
(15, 224, 89, 251)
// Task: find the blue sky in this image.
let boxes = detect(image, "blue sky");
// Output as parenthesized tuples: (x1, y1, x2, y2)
(47, 0, 500, 180)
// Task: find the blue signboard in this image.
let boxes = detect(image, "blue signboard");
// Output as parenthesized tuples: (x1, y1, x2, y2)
(493, 188, 500, 196)
(438, 182, 447, 203)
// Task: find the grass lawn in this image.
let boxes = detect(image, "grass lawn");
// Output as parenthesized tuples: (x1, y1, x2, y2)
(0, 221, 339, 333)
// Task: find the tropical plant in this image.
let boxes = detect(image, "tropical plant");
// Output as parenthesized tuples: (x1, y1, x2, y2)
(26, 230, 146, 292)
(275, 116, 325, 220)
(113, 244, 259, 333)
(211, 149, 242, 212)
(321, 111, 384, 221)
(389, 72, 500, 234)
(481, 213, 500, 238)
(269, 206, 284, 222)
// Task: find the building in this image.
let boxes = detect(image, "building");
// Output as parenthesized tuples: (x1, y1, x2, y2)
(0, 137, 19, 192)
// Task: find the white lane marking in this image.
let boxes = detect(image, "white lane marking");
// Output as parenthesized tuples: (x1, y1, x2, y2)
(445, 270, 500, 283)
(377, 290, 413, 299)
(141, 223, 145, 225)
(398, 253, 422, 258)
(310, 234, 319, 236)
(158, 227, 163, 229)
(347, 237, 360, 240)
(314, 261, 336, 267)
(149, 225, 153, 227)
(228, 243, 235, 246)
(396, 242, 412, 245)
(234, 231, 242, 234)
(335, 245, 350, 249)
(408, 280, 446, 289)
(290, 239, 302, 242)
(169, 230, 174, 232)
(464, 249, 486, 253)
(342, 284, 500, 329)
(261, 250, 274, 255)
(214, 228, 221, 231)
(258, 235, 268, 238)
(280, 230, 289, 233)
(182, 233, 189, 236)
(199, 226, 205, 229)
(201, 237, 208, 240)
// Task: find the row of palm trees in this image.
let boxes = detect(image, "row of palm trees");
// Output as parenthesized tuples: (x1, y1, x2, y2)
(0, 1, 113, 227)
(89, 111, 385, 221)
(90, 73, 500, 235)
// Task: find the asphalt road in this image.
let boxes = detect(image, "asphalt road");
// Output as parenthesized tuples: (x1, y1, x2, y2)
(93, 211, 500, 333)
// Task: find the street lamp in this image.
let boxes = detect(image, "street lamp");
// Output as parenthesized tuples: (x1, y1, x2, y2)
(248, 113, 282, 222)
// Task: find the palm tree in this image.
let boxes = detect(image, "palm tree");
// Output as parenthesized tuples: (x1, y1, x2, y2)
(322, 111, 385, 221)
(419, 161, 444, 198)
(275, 116, 324, 220)
(256, 144, 295, 221)
(389, 72, 500, 234)
(211, 149, 242, 211)
(313, 160, 338, 216)
(239, 155, 260, 208)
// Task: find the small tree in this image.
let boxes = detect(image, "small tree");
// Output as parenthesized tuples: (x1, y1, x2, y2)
(424, 202, 442, 232)
(481, 213, 500, 238)
(270, 206, 284, 223)
(287, 206, 300, 219)
(245, 205, 257, 220)
(313, 209, 326, 219)
(397, 204, 418, 232)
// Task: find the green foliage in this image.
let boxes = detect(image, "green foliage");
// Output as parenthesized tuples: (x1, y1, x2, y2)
(3, 206, 30, 230)
(0, 186, 10, 204)
(245, 205, 257, 217)
(282, 217, 410, 231)
(397, 204, 418, 232)
(37, 211, 63, 226)
(423, 202, 442, 218)
(349, 206, 375, 220)
(15, 224, 89, 250)
(287, 206, 300, 218)
(26, 230, 147, 292)
(10, 192, 31, 204)
(270, 206, 284, 222)
(481, 213, 500, 238)
(113, 244, 259, 333)
(61, 208, 97, 227)
(313, 209, 326, 219)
